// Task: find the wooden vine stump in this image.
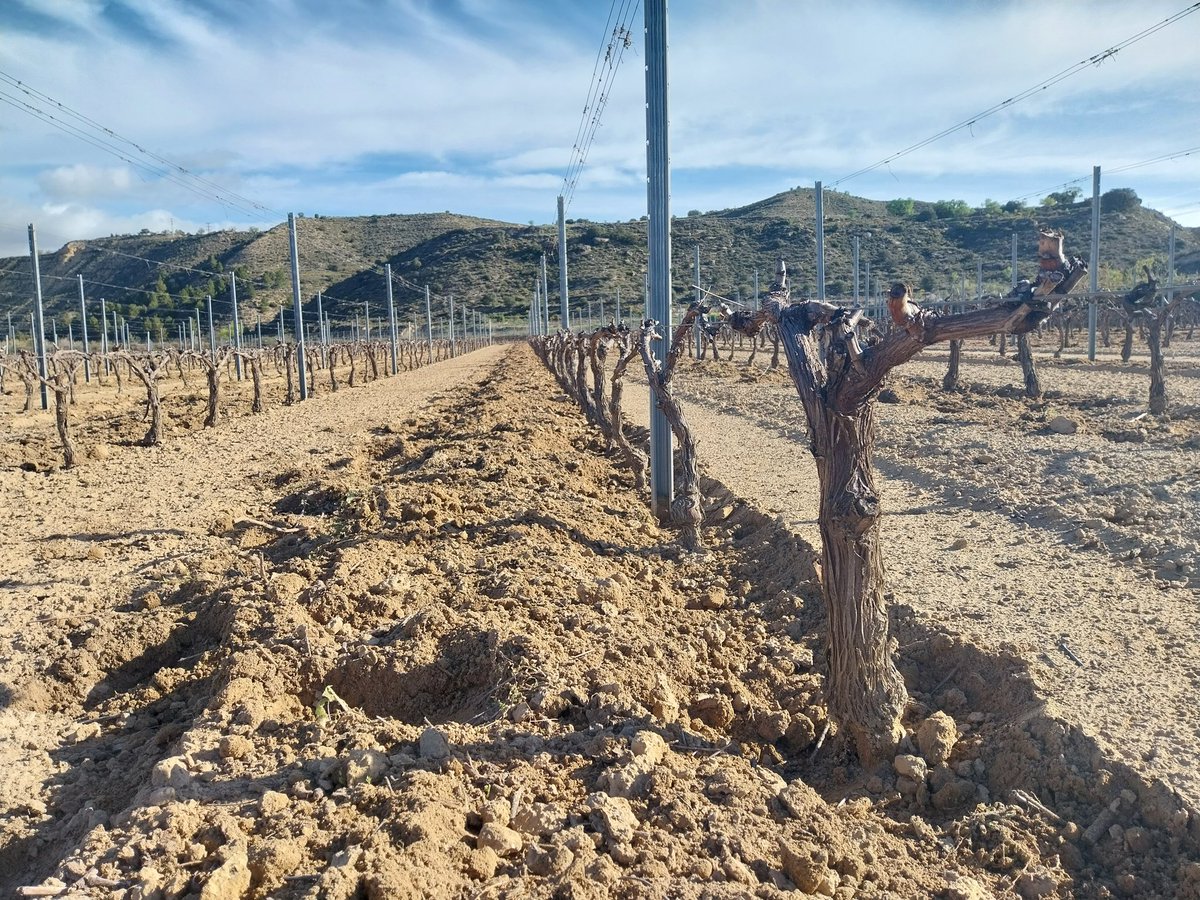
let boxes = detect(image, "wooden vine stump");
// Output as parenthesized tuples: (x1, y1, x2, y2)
(760, 257, 1056, 765)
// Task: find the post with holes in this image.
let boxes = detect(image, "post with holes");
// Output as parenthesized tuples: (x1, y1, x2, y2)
(1011, 232, 1018, 291)
(815, 180, 825, 301)
(425, 285, 433, 363)
(317, 291, 326, 354)
(1167, 222, 1177, 309)
(449, 293, 456, 357)
(557, 195, 570, 329)
(27, 224, 50, 410)
(461, 299, 467, 348)
(541, 252, 551, 331)
(645, 0, 673, 518)
(206, 295, 216, 358)
(385, 264, 399, 375)
(1088, 165, 1100, 360)
(853, 236, 861, 305)
(287, 213, 308, 399)
(230, 271, 243, 380)
(77, 275, 91, 383)
(693, 244, 701, 357)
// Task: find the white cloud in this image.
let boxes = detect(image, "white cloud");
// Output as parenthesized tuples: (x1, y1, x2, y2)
(2, 0, 1199, 248)
(38, 164, 134, 199)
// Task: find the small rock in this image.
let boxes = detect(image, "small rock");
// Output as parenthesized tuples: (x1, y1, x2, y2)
(588, 793, 640, 844)
(948, 537, 970, 551)
(649, 675, 680, 723)
(893, 754, 928, 781)
(917, 711, 958, 766)
(691, 694, 735, 729)
(784, 713, 817, 751)
(68, 722, 102, 744)
(259, 790, 289, 816)
(480, 800, 510, 826)
(630, 730, 668, 766)
(343, 748, 387, 786)
(1124, 825, 1153, 853)
(526, 844, 574, 877)
(218, 735, 253, 760)
(267, 572, 308, 603)
(150, 756, 192, 790)
(578, 577, 624, 605)
(143, 786, 176, 806)
(755, 710, 791, 742)
(944, 870, 993, 900)
(466, 847, 498, 880)
(779, 843, 836, 896)
(477, 823, 523, 856)
(198, 847, 251, 900)
(1015, 868, 1058, 899)
(1048, 415, 1077, 435)
(932, 778, 977, 811)
(512, 802, 565, 835)
(418, 727, 451, 760)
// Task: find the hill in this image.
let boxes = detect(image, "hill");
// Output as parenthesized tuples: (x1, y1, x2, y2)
(0, 188, 1196, 344)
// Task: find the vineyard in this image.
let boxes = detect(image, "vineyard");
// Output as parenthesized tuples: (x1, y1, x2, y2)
(1, 239, 1199, 899)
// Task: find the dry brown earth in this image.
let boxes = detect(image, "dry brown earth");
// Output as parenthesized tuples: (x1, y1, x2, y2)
(0, 336, 1198, 899)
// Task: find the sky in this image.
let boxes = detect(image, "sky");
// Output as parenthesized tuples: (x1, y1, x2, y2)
(1, 0, 1199, 258)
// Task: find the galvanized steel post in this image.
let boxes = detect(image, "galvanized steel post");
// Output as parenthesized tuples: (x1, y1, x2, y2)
(1088, 166, 1100, 361)
(287, 213, 308, 399)
(815, 181, 825, 301)
(1011, 232, 1018, 291)
(27, 224, 49, 410)
(230, 271, 243, 379)
(206, 295, 216, 358)
(853, 235, 860, 305)
(425, 285, 433, 362)
(645, 0, 673, 518)
(385, 264, 399, 374)
(541, 253, 551, 331)
(77, 274, 91, 383)
(557, 195, 570, 329)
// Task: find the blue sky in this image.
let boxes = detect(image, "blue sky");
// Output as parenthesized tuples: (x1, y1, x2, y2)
(1, 0, 1199, 257)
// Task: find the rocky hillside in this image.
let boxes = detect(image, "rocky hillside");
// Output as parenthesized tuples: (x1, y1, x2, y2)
(1, 189, 1196, 341)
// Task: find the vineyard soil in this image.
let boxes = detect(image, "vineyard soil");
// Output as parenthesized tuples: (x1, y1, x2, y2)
(1, 340, 1198, 899)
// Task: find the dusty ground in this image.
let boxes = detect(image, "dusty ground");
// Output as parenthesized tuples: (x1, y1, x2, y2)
(0, 335, 1198, 899)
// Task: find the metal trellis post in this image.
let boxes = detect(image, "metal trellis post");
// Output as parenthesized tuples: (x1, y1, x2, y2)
(27, 224, 49, 410)
(287, 212, 308, 399)
(815, 180, 825, 301)
(425, 285, 433, 362)
(1088, 166, 1100, 361)
(77, 275, 91, 382)
(557, 195, 570, 329)
(231, 271, 243, 379)
(645, 0, 673, 518)
(385, 264, 398, 375)
(206, 295, 216, 358)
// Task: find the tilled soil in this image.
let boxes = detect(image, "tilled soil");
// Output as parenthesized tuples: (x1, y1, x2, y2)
(1, 340, 1198, 899)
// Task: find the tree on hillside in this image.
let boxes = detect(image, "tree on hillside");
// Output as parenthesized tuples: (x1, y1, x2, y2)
(886, 198, 916, 217)
(932, 199, 971, 219)
(1040, 188, 1082, 207)
(1101, 188, 1141, 214)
